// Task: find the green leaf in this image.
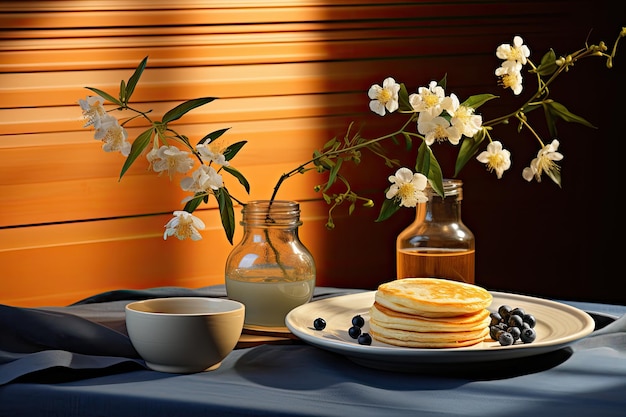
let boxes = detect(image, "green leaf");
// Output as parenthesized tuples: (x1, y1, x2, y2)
(313, 150, 334, 171)
(119, 80, 126, 104)
(415, 141, 431, 176)
(398, 83, 413, 112)
(162, 97, 216, 124)
(198, 127, 230, 145)
(222, 165, 251, 193)
(415, 142, 444, 197)
(85, 87, 123, 107)
(324, 157, 343, 191)
(322, 136, 338, 150)
(222, 140, 247, 161)
(375, 198, 401, 222)
(183, 193, 207, 213)
(216, 188, 236, 244)
(427, 167, 444, 199)
(543, 103, 558, 138)
(119, 128, 154, 180)
(461, 94, 499, 110)
(534, 49, 559, 77)
(546, 101, 597, 129)
(125, 56, 148, 104)
(454, 129, 487, 177)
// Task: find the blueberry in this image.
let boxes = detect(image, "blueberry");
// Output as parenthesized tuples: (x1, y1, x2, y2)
(348, 325, 362, 339)
(489, 312, 502, 326)
(494, 329, 507, 341)
(510, 307, 525, 317)
(522, 314, 536, 328)
(357, 333, 372, 345)
(498, 331, 515, 346)
(507, 326, 521, 341)
(508, 314, 523, 328)
(521, 328, 537, 343)
(313, 317, 326, 330)
(498, 305, 512, 321)
(494, 322, 508, 330)
(489, 305, 537, 345)
(489, 326, 500, 340)
(352, 315, 365, 328)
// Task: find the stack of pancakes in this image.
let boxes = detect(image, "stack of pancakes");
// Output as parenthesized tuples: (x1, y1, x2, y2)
(369, 278, 493, 348)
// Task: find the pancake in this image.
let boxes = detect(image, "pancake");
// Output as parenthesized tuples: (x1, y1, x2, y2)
(368, 278, 493, 348)
(369, 302, 491, 332)
(374, 278, 492, 318)
(369, 323, 489, 348)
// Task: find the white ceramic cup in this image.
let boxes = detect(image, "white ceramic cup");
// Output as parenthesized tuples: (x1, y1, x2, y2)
(125, 297, 245, 373)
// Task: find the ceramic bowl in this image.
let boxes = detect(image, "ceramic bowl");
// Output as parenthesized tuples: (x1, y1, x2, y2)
(125, 297, 245, 373)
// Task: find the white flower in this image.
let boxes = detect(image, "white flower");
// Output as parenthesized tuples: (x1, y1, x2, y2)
(496, 36, 531, 65)
(409, 81, 446, 116)
(496, 60, 524, 95)
(180, 165, 224, 194)
(147, 145, 195, 179)
(197, 141, 229, 166)
(79, 95, 108, 129)
(385, 167, 428, 207)
(522, 139, 564, 183)
(94, 116, 131, 156)
(445, 93, 483, 137)
(368, 77, 400, 116)
(417, 111, 463, 145)
(476, 141, 512, 179)
(163, 211, 206, 241)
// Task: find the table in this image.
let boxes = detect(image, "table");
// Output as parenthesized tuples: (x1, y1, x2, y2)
(1, 286, 625, 417)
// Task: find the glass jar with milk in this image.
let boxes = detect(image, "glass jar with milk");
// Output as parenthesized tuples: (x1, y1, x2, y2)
(225, 200, 316, 328)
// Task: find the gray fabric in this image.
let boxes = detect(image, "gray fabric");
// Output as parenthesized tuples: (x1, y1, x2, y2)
(0, 319, 625, 416)
(0, 285, 357, 385)
(0, 287, 625, 416)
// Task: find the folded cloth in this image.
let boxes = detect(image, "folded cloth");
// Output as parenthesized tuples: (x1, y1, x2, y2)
(572, 312, 626, 350)
(0, 285, 357, 385)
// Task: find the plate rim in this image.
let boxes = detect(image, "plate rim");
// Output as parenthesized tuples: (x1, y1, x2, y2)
(285, 290, 595, 366)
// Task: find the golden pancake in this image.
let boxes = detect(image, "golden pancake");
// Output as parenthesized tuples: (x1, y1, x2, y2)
(369, 302, 491, 332)
(369, 324, 489, 348)
(374, 278, 492, 318)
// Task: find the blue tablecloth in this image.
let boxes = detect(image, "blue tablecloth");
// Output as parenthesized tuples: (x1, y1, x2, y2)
(1, 286, 625, 417)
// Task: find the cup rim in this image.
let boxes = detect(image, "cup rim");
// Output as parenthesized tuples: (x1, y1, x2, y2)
(125, 297, 245, 316)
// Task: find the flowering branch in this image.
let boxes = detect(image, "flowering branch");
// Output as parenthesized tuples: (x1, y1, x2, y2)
(80, 56, 250, 243)
(80, 27, 624, 241)
(270, 27, 624, 227)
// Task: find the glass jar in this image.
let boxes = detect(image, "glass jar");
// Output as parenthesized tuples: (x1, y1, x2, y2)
(225, 200, 316, 328)
(396, 179, 475, 283)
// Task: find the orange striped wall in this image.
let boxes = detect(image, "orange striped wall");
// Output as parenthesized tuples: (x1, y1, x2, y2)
(1, 0, 624, 306)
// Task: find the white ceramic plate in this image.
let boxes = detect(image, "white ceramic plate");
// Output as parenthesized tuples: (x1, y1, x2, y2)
(285, 291, 595, 372)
